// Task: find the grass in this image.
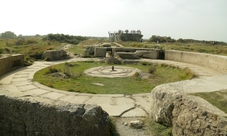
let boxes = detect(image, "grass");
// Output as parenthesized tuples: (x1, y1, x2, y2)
(138, 117, 172, 136)
(149, 121, 172, 136)
(66, 44, 86, 55)
(34, 61, 194, 95)
(66, 38, 109, 56)
(191, 90, 227, 114)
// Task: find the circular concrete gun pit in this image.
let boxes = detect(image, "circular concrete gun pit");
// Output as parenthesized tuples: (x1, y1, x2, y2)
(84, 66, 141, 78)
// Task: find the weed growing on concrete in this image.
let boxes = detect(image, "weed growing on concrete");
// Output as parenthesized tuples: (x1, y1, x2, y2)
(109, 117, 120, 136)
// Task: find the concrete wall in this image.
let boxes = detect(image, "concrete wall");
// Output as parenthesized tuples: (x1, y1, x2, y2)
(94, 47, 107, 57)
(165, 50, 227, 73)
(42, 50, 68, 61)
(94, 47, 164, 59)
(0, 54, 24, 77)
(0, 94, 110, 136)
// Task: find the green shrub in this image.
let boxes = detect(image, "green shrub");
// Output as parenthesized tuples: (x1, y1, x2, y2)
(109, 117, 120, 136)
(0, 48, 3, 54)
(150, 122, 172, 136)
(45, 66, 59, 75)
(148, 64, 157, 74)
(84, 46, 95, 57)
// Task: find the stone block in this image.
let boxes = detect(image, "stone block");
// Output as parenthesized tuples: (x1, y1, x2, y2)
(42, 50, 68, 61)
(94, 47, 106, 57)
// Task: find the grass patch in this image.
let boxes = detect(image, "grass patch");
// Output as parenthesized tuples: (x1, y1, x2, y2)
(191, 90, 227, 114)
(109, 117, 120, 136)
(34, 61, 193, 94)
(149, 121, 172, 136)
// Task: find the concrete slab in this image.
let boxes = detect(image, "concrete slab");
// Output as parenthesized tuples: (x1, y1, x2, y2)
(14, 81, 32, 87)
(23, 89, 49, 96)
(40, 92, 66, 100)
(121, 107, 148, 117)
(17, 85, 37, 91)
(58, 95, 77, 101)
(60, 95, 90, 104)
(132, 95, 151, 113)
(11, 77, 28, 82)
(100, 104, 135, 117)
(14, 75, 28, 78)
(0, 84, 22, 93)
(0, 74, 15, 84)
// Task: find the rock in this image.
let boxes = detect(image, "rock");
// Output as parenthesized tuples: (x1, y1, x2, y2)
(123, 122, 128, 126)
(150, 84, 227, 136)
(129, 120, 143, 129)
(42, 50, 69, 61)
(0, 94, 110, 136)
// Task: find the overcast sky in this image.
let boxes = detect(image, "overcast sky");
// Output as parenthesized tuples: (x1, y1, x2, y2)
(0, 0, 226, 41)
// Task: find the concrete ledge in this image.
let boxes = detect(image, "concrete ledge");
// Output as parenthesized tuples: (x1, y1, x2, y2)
(165, 50, 227, 73)
(0, 54, 24, 77)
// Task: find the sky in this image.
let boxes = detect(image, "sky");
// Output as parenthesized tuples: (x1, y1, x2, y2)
(0, 0, 226, 42)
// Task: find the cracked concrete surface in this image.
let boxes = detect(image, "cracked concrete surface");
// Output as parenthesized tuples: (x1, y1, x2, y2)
(0, 58, 227, 117)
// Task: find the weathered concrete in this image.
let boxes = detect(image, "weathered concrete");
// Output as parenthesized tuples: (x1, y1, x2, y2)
(1, 52, 227, 135)
(42, 50, 68, 61)
(150, 84, 227, 136)
(94, 47, 107, 57)
(165, 50, 227, 73)
(116, 52, 140, 59)
(0, 93, 110, 136)
(0, 54, 24, 77)
(0, 58, 225, 118)
(134, 50, 161, 59)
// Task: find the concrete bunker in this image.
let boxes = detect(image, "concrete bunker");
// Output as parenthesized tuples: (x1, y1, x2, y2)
(94, 47, 165, 60)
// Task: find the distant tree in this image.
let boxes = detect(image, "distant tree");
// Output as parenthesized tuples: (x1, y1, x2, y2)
(43, 33, 87, 44)
(18, 34, 23, 38)
(1, 31, 17, 38)
(177, 38, 185, 43)
(149, 35, 175, 43)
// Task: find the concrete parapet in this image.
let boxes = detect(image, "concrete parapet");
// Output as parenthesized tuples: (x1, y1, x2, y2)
(42, 50, 68, 61)
(0, 54, 24, 77)
(113, 47, 149, 53)
(134, 50, 163, 59)
(165, 50, 227, 73)
(117, 52, 140, 59)
(0, 94, 110, 136)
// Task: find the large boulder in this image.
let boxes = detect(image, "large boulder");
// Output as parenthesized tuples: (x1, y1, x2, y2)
(0, 94, 110, 136)
(150, 84, 227, 136)
(42, 50, 68, 61)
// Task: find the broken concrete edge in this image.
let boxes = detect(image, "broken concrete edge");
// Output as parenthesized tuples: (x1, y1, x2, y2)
(0, 93, 111, 136)
(150, 84, 227, 135)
